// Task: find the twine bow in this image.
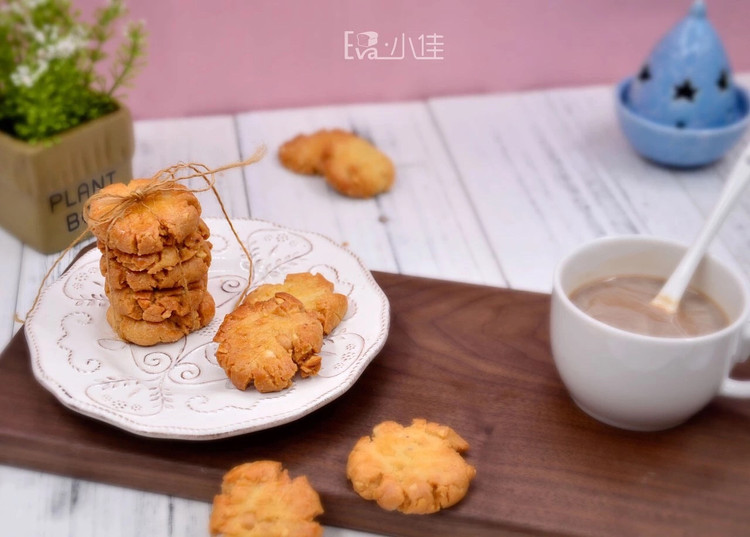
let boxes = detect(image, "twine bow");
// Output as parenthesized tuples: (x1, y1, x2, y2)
(24, 146, 266, 321)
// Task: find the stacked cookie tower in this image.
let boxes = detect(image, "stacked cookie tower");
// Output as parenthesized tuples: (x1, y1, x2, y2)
(85, 179, 215, 346)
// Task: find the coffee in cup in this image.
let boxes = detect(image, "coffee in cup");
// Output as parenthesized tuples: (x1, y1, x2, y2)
(569, 275, 729, 338)
(551, 235, 750, 431)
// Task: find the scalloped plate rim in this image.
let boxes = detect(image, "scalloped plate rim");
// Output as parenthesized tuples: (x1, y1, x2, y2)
(25, 217, 390, 440)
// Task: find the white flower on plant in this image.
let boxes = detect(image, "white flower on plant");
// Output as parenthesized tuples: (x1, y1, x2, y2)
(39, 24, 59, 43)
(36, 58, 49, 75)
(43, 30, 89, 60)
(50, 25, 65, 46)
(29, 25, 46, 43)
(10, 65, 35, 88)
(10, 59, 50, 88)
(19, 15, 45, 42)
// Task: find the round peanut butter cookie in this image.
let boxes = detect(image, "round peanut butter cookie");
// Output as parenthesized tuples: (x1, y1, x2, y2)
(106, 292, 215, 346)
(347, 418, 476, 514)
(107, 277, 208, 322)
(100, 246, 211, 291)
(321, 135, 394, 198)
(242, 272, 348, 335)
(86, 179, 203, 255)
(213, 293, 324, 393)
(98, 222, 210, 272)
(210, 461, 323, 537)
(278, 129, 352, 175)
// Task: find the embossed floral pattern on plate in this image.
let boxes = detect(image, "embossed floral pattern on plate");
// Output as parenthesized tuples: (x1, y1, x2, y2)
(26, 218, 390, 440)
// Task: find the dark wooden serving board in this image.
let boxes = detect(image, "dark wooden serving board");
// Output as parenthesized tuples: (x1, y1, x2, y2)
(2, 270, 750, 537)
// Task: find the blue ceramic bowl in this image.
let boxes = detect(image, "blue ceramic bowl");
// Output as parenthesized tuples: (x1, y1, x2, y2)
(616, 77, 749, 167)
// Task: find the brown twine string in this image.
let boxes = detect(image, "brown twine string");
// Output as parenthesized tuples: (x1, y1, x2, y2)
(21, 146, 266, 322)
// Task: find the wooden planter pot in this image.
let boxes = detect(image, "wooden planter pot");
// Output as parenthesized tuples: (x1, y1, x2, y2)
(0, 106, 135, 253)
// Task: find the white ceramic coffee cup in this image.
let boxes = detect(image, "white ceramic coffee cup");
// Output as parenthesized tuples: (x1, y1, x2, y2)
(551, 235, 750, 431)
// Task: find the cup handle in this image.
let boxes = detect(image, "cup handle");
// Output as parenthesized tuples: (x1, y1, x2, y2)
(719, 323, 750, 398)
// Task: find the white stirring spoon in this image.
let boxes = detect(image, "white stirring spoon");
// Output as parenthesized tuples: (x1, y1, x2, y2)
(652, 142, 750, 314)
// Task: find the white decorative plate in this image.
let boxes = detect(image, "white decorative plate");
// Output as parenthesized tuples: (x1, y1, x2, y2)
(26, 218, 390, 440)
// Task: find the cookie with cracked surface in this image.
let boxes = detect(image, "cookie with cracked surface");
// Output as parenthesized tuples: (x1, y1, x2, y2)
(86, 179, 203, 255)
(321, 135, 395, 198)
(106, 292, 215, 346)
(107, 276, 209, 322)
(98, 220, 210, 272)
(100, 242, 211, 291)
(278, 129, 352, 175)
(346, 418, 476, 514)
(242, 272, 348, 334)
(210, 460, 323, 537)
(213, 293, 324, 393)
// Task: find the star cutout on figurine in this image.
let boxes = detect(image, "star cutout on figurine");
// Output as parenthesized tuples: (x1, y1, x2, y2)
(673, 79, 697, 101)
(637, 64, 651, 82)
(717, 69, 729, 91)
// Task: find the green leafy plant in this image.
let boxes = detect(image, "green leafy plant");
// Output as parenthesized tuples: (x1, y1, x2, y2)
(0, 0, 146, 143)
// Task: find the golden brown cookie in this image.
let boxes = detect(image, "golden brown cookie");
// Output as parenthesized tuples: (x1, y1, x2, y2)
(98, 221, 210, 272)
(321, 135, 395, 198)
(86, 179, 203, 255)
(100, 247, 211, 291)
(106, 292, 215, 346)
(278, 129, 352, 175)
(107, 277, 208, 322)
(210, 461, 324, 537)
(346, 419, 476, 514)
(213, 293, 324, 393)
(242, 272, 348, 334)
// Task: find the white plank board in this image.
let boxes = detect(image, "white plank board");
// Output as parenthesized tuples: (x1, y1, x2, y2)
(235, 102, 505, 285)
(235, 106, 397, 275)
(133, 116, 248, 219)
(0, 228, 22, 343)
(0, 466, 174, 537)
(430, 83, 746, 291)
(672, 73, 750, 280)
(430, 91, 597, 292)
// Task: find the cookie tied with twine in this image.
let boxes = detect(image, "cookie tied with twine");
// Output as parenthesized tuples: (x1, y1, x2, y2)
(86, 178, 204, 256)
(24, 147, 265, 329)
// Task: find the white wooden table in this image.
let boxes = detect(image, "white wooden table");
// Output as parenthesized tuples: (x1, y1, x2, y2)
(2, 75, 750, 536)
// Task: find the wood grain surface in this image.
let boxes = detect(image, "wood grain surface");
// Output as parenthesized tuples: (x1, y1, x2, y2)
(2, 271, 750, 536)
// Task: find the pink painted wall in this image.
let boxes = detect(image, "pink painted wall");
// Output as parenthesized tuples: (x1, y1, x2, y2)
(79, 0, 750, 119)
